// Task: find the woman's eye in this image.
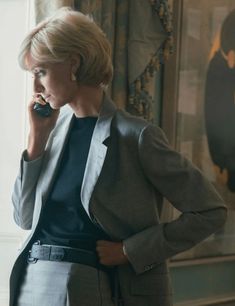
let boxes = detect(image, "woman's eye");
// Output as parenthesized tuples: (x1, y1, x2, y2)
(36, 70, 46, 77)
(32, 69, 46, 78)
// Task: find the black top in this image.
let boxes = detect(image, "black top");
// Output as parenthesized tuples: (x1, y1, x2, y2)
(36, 115, 110, 251)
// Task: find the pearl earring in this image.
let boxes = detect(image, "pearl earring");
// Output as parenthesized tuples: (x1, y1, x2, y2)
(71, 72, 77, 81)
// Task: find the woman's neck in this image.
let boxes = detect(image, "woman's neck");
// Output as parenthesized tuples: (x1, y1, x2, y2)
(68, 85, 104, 118)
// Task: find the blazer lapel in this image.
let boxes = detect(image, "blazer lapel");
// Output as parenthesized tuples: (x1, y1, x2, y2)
(38, 107, 74, 204)
(81, 94, 116, 218)
(32, 108, 74, 230)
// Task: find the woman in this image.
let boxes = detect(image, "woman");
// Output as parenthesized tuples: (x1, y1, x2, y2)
(11, 7, 227, 306)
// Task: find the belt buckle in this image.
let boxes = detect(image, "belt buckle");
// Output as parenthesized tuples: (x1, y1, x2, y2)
(27, 250, 38, 264)
(27, 240, 40, 264)
(49, 247, 65, 261)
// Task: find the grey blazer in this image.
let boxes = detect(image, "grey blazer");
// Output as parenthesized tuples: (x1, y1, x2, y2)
(10, 94, 227, 306)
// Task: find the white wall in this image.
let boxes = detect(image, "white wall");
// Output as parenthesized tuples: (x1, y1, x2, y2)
(0, 1, 33, 304)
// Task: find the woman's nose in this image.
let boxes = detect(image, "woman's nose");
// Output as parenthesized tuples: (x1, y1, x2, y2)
(33, 78, 44, 93)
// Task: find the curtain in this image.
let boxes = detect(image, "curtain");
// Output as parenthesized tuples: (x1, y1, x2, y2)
(34, 0, 173, 121)
(34, 0, 74, 23)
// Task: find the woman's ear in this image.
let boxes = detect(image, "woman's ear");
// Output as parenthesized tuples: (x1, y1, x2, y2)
(70, 54, 81, 74)
(227, 50, 235, 68)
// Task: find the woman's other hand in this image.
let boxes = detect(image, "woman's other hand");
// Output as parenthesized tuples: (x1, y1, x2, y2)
(96, 240, 129, 266)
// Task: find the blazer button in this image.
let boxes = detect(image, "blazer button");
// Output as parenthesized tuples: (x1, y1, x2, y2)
(144, 265, 151, 271)
(144, 263, 155, 271)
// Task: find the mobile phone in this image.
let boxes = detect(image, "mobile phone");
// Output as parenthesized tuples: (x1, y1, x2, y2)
(33, 96, 53, 117)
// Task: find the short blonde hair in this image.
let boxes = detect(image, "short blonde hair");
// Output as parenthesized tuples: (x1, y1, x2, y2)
(18, 7, 113, 86)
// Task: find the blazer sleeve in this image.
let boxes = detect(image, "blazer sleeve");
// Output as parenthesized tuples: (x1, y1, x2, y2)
(12, 150, 44, 230)
(123, 124, 227, 274)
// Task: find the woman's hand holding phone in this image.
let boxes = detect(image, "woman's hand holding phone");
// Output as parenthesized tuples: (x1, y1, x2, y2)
(26, 94, 60, 161)
(33, 96, 53, 117)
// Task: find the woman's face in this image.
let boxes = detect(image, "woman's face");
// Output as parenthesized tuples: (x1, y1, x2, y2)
(27, 54, 78, 109)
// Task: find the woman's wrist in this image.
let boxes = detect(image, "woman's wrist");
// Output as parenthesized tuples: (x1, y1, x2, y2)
(27, 132, 49, 161)
(26, 148, 45, 161)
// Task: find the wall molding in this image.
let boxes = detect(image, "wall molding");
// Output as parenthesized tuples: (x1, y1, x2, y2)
(170, 255, 235, 268)
(174, 294, 235, 306)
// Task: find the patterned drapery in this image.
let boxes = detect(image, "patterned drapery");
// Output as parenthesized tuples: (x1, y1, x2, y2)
(128, 0, 173, 120)
(33, 0, 172, 121)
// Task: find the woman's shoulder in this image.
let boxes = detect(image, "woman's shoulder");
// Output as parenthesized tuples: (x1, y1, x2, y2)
(113, 108, 150, 136)
(113, 108, 168, 145)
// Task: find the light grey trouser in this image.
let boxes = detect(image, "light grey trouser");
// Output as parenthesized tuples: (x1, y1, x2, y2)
(16, 260, 115, 306)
